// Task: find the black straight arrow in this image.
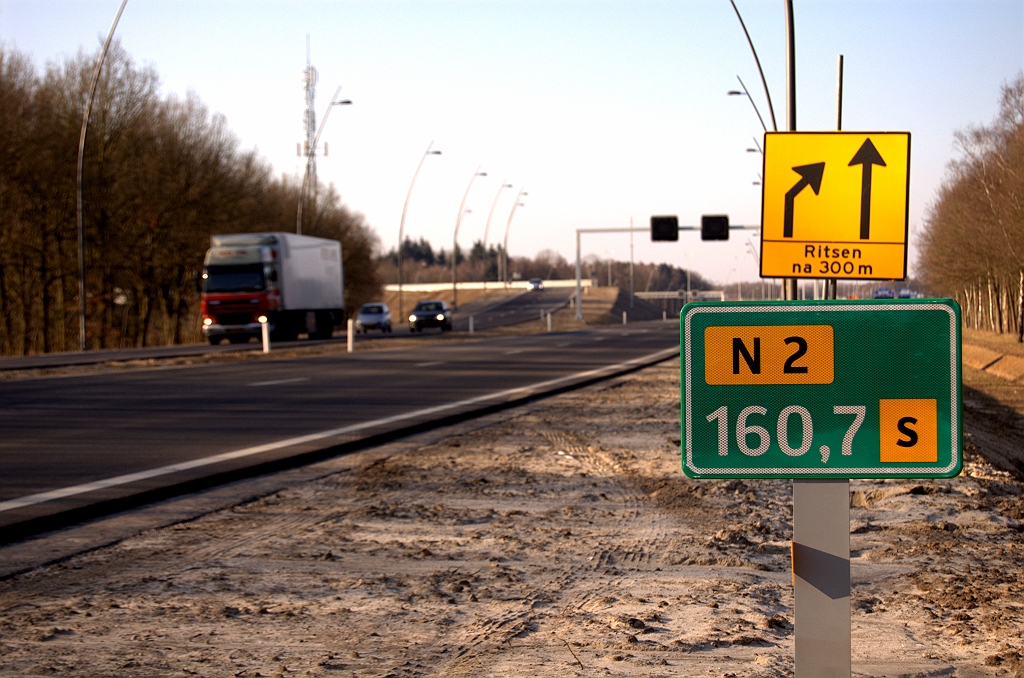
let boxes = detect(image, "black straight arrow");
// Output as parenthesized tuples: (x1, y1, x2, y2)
(783, 162, 825, 238)
(849, 138, 886, 239)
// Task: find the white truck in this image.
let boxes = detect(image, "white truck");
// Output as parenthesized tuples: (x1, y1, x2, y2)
(200, 232, 344, 344)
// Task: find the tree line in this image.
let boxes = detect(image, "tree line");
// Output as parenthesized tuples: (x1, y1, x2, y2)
(0, 41, 380, 356)
(919, 74, 1024, 336)
(377, 238, 713, 292)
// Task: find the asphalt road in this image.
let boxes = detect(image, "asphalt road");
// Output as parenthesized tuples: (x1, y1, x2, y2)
(0, 322, 679, 541)
(0, 288, 574, 372)
(450, 287, 572, 331)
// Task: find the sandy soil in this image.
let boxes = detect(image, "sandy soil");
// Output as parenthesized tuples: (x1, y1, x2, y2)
(1, 357, 1023, 677)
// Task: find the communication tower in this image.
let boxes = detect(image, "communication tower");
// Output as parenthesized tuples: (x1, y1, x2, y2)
(300, 34, 318, 197)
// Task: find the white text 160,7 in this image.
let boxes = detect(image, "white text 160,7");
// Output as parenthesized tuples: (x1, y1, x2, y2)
(705, 405, 865, 463)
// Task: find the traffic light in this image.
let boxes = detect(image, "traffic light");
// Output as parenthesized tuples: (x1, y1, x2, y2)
(701, 214, 729, 241)
(650, 215, 679, 242)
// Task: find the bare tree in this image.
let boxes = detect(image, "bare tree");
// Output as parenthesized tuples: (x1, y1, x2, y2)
(0, 41, 382, 355)
(919, 73, 1024, 335)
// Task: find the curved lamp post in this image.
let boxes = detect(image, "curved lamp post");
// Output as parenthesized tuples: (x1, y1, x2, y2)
(483, 180, 513, 283)
(76, 0, 129, 352)
(482, 179, 513, 250)
(728, 75, 769, 133)
(452, 166, 487, 309)
(398, 142, 442, 322)
(727, 0, 777, 132)
(500, 189, 527, 287)
(297, 87, 351, 234)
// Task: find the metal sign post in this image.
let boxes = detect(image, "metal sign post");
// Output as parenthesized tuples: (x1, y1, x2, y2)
(793, 478, 850, 675)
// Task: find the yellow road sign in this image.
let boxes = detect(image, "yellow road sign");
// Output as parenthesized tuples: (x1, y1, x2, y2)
(759, 132, 911, 280)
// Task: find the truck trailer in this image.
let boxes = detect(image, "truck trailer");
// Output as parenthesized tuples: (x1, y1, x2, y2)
(200, 232, 344, 344)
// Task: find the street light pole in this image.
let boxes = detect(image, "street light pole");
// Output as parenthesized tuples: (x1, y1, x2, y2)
(501, 189, 527, 287)
(785, 0, 797, 301)
(76, 0, 129, 352)
(483, 179, 513, 281)
(398, 142, 442, 323)
(727, 75, 768, 132)
(629, 217, 634, 308)
(727, 0, 778, 132)
(296, 86, 351, 235)
(452, 166, 487, 310)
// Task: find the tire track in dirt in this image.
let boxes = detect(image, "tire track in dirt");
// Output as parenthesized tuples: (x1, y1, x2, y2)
(548, 431, 668, 572)
(424, 428, 639, 675)
(433, 427, 681, 675)
(170, 506, 317, 563)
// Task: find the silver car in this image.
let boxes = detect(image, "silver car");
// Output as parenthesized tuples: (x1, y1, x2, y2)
(356, 303, 392, 333)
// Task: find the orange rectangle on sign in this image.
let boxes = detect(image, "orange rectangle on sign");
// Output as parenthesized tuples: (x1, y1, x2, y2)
(879, 399, 937, 462)
(760, 241, 906, 280)
(704, 325, 834, 385)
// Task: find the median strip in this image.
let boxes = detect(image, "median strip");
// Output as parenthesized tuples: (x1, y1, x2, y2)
(0, 346, 678, 514)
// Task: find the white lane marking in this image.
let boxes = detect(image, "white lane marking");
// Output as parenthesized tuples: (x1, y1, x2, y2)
(248, 377, 309, 387)
(0, 346, 678, 514)
(415, 361, 445, 367)
(503, 350, 524, 355)
(556, 342, 570, 348)
(593, 336, 606, 341)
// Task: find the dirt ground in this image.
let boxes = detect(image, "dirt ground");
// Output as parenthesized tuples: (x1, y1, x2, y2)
(1, 351, 1024, 676)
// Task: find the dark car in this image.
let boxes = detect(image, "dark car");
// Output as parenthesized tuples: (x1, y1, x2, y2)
(356, 302, 392, 333)
(408, 299, 452, 332)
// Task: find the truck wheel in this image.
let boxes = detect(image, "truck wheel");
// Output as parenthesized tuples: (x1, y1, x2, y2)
(310, 311, 334, 340)
(271, 322, 298, 342)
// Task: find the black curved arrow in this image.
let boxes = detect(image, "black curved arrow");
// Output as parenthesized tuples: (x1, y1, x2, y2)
(783, 162, 825, 238)
(849, 138, 886, 239)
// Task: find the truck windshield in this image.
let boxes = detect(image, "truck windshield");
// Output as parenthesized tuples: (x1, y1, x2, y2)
(203, 264, 265, 293)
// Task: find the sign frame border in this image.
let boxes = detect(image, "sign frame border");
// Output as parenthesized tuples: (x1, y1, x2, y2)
(681, 299, 962, 479)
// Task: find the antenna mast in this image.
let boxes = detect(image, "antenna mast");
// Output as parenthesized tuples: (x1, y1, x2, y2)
(299, 34, 319, 230)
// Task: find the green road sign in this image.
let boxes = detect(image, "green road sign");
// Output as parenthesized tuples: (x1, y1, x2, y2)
(681, 299, 962, 479)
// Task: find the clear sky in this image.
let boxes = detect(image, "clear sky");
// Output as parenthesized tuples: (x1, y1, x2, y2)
(3, 1, 1022, 285)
